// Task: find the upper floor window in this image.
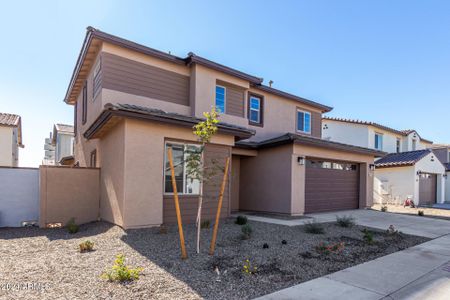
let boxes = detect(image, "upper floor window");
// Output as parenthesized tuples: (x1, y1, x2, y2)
(375, 133, 383, 150)
(164, 142, 201, 195)
(248, 95, 263, 125)
(215, 85, 226, 113)
(396, 138, 401, 153)
(412, 139, 417, 151)
(296, 109, 311, 134)
(82, 82, 87, 125)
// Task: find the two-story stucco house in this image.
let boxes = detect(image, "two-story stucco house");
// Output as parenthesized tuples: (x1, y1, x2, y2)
(322, 117, 446, 206)
(0, 113, 24, 167)
(52, 124, 74, 165)
(64, 27, 384, 229)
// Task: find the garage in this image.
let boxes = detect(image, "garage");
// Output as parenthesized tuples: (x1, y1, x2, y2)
(419, 173, 437, 206)
(305, 159, 360, 213)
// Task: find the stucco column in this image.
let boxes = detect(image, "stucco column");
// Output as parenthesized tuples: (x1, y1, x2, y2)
(291, 154, 305, 215)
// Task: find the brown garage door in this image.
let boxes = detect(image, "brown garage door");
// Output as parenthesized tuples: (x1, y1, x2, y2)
(419, 173, 437, 206)
(305, 159, 359, 213)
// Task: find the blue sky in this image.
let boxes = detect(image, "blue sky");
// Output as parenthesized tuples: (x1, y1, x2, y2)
(0, 0, 449, 166)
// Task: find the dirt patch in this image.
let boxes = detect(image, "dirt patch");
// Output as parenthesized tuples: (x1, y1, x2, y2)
(0, 219, 429, 300)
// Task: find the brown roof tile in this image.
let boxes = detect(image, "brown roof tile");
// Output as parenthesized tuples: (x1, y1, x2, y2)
(0, 113, 20, 126)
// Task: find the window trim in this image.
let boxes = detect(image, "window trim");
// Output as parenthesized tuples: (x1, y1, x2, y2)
(296, 108, 312, 134)
(163, 141, 202, 196)
(82, 81, 87, 125)
(374, 132, 383, 151)
(396, 138, 401, 153)
(215, 85, 226, 113)
(247, 92, 264, 127)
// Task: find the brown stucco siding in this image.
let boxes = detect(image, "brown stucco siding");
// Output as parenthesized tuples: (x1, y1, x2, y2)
(311, 111, 322, 138)
(163, 143, 231, 224)
(102, 52, 190, 106)
(217, 80, 245, 118)
(39, 166, 100, 228)
(239, 144, 293, 214)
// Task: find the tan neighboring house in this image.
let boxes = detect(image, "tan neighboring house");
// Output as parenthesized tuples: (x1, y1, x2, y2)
(0, 113, 24, 167)
(64, 27, 384, 229)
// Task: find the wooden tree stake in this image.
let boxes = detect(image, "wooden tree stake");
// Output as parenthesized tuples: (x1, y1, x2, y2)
(209, 156, 230, 255)
(168, 148, 188, 260)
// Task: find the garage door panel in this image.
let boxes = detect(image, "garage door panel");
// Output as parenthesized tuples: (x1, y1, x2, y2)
(305, 159, 359, 213)
(419, 174, 437, 206)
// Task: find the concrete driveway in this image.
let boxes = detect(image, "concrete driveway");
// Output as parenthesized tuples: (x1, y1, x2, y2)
(248, 209, 450, 300)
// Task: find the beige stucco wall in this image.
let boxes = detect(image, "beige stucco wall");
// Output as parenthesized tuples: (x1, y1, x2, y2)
(97, 118, 235, 229)
(39, 166, 100, 228)
(0, 126, 14, 167)
(98, 121, 126, 227)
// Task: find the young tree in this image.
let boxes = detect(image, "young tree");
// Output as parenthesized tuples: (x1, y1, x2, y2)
(186, 108, 220, 254)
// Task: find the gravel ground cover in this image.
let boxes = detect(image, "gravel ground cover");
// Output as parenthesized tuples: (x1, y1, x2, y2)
(0, 219, 429, 300)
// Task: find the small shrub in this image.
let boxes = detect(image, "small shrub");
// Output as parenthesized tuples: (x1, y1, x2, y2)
(102, 254, 143, 282)
(66, 218, 79, 234)
(315, 241, 345, 255)
(79, 240, 95, 253)
(386, 225, 399, 236)
(201, 220, 211, 229)
(336, 215, 355, 228)
(241, 224, 252, 240)
(262, 243, 269, 249)
(362, 228, 374, 244)
(158, 225, 168, 234)
(381, 206, 388, 212)
(242, 259, 257, 275)
(235, 215, 248, 225)
(304, 221, 325, 234)
(418, 210, 424, 216)
(281, 240, 287, 245)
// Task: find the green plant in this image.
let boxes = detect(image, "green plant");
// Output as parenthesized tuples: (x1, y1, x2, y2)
(304, 221, 325, 234)
(79, 240, 95, 253)
(315, 242, 345, 255)
(201, 219, 211, 229)
(242, 259, 257, 275)
(381, 205, 388, 212)
(241, 224, 252, 239)
(66, 218, 79, 234)
(362, 228, 374, 244)
(336, 215, 355, 228)
(418, 210, 424, 216)
(102, 254, 143, 282)
(235, 215, 248, 225)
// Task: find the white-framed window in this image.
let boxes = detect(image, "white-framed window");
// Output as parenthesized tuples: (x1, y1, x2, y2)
(249, 96, 261, 124)
(296, 109, 311, 134)
(412, 139, 417, 151)
(164, 142, 201, 195)
(396, 138, 401, 153)
(375, 133, 383, 151)
(215, 85, 226, 113)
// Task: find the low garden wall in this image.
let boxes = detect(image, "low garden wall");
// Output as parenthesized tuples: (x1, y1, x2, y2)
(39, 166, 100, 228)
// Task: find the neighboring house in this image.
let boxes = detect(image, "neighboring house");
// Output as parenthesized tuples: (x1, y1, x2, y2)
(42, 132, 55, 165)
(52, 124, 74, 165)
(42, 124, 74, 165)
(431, 144, 450, 203)
(374, 149, 446, 206)
(322, 117, 443, 206)
(63, 27, 383, 229)
(0, 113, 24, 167)
(322, 117, 433, 153)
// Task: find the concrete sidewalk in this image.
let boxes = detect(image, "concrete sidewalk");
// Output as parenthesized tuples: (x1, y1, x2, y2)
(250, 210, 450, 300)
(238, 209, 450, 238)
